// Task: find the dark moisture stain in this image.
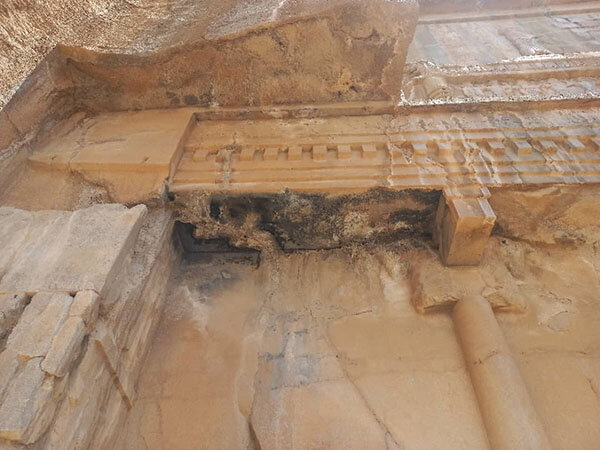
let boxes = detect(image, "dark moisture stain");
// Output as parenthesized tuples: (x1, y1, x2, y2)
(175, 222, 260, 265)
(184, 94, 199, 105)
(209, 200, 221, 220)
(176, 188, 441, 251)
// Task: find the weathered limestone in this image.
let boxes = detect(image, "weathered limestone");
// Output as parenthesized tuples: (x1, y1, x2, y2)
(0, 205, 175, 448)
(43, 209, 177, 449)
(453, 295, 551, 449)
(2, 1, 600, 449)
(28, 109, 195, 203)
(41, 317, 86, 378)
(0, 293, 29, 340)
(435, 188, 496, 266)
(69, 290, 100, 331)
(6, 293, 73, 361)
(0, 357, 67, 444)
(0, 204, 146, 296)
(0, 0, 419, 194)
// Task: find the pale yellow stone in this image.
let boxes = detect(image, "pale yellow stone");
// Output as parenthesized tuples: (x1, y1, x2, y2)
(435, 194, 496, 266)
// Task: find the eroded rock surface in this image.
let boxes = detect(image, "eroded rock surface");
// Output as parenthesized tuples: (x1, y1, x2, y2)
(0, 205, 177, 448)
(120, 235, 600, 449)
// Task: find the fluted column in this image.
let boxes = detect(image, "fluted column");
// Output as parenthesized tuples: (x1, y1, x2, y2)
(453, 295, 551, 450)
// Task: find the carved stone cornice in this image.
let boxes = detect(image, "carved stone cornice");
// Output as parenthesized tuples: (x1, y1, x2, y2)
(402, 53, 600, 105)
(171, 107, 600, 194)
(23, 102, 600, 204)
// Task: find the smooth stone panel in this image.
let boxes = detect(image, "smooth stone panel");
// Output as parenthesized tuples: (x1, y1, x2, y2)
(0, 204, 146, 297)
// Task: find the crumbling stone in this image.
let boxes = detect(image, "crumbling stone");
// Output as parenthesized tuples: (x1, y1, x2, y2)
(0, 292, 29, 340)
(409, 250, 526, 314)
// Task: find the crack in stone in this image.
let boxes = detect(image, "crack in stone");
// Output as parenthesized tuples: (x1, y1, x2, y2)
(473, 349, 500, 365)
(319, 319, 405, 449)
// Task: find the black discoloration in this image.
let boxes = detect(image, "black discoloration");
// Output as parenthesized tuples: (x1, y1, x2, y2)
(183, 94, 199, 105)
(174, 188, 441, 251)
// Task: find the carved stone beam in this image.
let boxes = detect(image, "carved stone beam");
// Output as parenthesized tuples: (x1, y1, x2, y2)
(454, 295, 551, 449)
(434, 186, 496, 266)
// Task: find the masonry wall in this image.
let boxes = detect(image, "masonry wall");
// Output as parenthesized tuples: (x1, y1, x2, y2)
(0, 205, 178, 448)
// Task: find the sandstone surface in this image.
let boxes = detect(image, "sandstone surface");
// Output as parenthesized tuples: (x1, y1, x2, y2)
(2, 0, 600, 448)
(120, 235, 600, 449)
(0, 204, 146, 296)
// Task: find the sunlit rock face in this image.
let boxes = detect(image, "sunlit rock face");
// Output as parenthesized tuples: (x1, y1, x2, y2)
(0, 0, 418, 111)
(0, 0, 418, 195)
(2, 0, 600, 449)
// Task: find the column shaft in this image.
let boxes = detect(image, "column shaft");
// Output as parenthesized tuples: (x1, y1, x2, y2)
(453, 295, 551, 450)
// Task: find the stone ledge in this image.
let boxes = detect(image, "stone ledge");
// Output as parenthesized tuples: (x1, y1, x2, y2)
(409, 247, 526, 313)
(0, 204, 147, 297)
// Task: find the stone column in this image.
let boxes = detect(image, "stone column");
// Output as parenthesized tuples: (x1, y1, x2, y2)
(453, 295, 551, 450)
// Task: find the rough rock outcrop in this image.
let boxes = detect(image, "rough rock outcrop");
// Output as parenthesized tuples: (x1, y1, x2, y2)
(0, 0, 418, 193)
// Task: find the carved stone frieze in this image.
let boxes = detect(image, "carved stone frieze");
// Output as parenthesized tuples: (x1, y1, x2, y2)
(26, 103, 600, 199)
(171, 106, 600, 194)
(403, 54, 600, 104)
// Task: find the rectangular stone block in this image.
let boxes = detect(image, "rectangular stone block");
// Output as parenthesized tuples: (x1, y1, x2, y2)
(240, 146, 256, 162)
(7, 292, 72, 360)
(264, 147, 279, 161)
(487, 140, 505, 154)
(313, 145, 327, 161)
(361, 144, 377, 159)
(437, 141, 453, 156)
(288, 146, 302, 161)
(409, 142, 428, 156)
(0, 204, 146, 297)
(69, 290, 100, 331)
(565, 137, 585, 153)
(435, 192, 496, 266)
(41, 317, 86, 378)
(337, 145, 352, 160)
(512, 140, 533, 156)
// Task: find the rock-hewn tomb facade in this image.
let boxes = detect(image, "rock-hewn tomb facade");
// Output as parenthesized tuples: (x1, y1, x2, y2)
(1, 0, 600, 448)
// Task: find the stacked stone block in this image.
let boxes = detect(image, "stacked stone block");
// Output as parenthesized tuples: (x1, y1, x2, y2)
(0, 204, 176, 447)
